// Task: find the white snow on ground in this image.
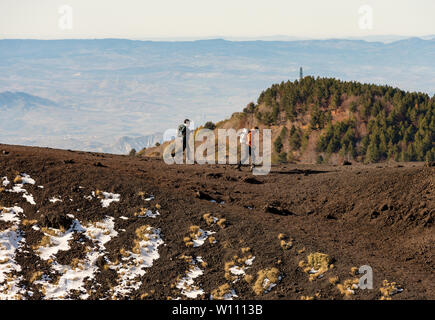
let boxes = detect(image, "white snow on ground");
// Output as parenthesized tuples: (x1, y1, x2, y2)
(2, 177, 9, 186)
(210, 200, 225, 205)
(100, 192, 120, 208)
(6, 174, 36, 205)
(229, 256, 256, 284)
(19, 174, 35, 185)
(0, 206, 23, 223)
(36, 220, 83, 260)
(110, 226, 164, 298)
(230, 266, 246, 276)
(192, 229, 215, 248)
(0, 206, 27, 299)
(263, 275, 282, 294)
(245, 256, 255, 266)
(23, 194, 36, 205)
(34, 216, 118, 299)
(49, 197, 62, 203)
(176, 256, 205, 299)
(137, 209, 160, 218)
(210, 289, 238, 300)
(84, 191, 121, 208)
(85, 217, 118, 249)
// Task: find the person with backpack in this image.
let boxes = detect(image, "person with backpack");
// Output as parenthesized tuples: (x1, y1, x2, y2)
(236, 128, 248, 170)
(178, 119, 191, 157)
(236, 126, 258, 171)
(248, 127, 259, 171)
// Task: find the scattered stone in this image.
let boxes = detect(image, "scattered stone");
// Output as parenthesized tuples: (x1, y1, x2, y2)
(242, 177, 263, 184)
(194, 190, 215, 201)
(93, 162, 107, 168)
(264, 204, 293, 216)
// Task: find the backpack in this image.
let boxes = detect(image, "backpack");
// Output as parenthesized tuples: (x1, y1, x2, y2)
(177, 124, 187, 137)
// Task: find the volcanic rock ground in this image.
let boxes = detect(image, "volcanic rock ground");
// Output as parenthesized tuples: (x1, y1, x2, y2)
(0, 144, 433, 300)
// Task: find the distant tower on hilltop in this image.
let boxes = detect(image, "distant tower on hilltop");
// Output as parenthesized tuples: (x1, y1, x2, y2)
(299, 67, 303, 81)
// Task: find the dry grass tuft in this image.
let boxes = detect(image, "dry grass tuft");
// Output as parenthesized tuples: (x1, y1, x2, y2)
(277, 233, 287, 240)
(329, 276, 339, 285)
(202, 213, 215, 225)
(307, 252, 330, 271)
(135, 225, 151, 241)
(134, 208, 148, 217)
(297, 247, 306, 254)
(217, 218, 226, 229)
(21, 219, 38, 226)
(70, 258, 84, 270)
(379, 280, 403, 300)
(120, 248, 130, 257)
(280, 239, 292, 250)
(32, 235, 52, 250)
(29, 271, 44, 283)
(337, 278, 359, 297)
(13, 176, 22, 184)
(252, 268, 280, 295)
(299, 252, 331, 281)
(244, 274, 253, 283)
(0, 258, 10, 264)
(211, 283, 232, 300)
(189, 225, 200, 233)
(224, 261, 237, 281)
(350, 267, 359, 276)
(241, 247, 250, 254)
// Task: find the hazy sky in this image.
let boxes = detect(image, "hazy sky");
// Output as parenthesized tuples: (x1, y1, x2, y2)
(1, 0, 434, 39)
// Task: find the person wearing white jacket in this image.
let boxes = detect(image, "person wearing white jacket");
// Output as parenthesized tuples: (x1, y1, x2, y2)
(236, 128, 249, 170)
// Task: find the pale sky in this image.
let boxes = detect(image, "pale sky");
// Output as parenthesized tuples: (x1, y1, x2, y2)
(0, 0, 434, 39)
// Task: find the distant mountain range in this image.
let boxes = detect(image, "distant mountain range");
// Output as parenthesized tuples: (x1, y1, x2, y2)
(0, 38, 434, 154)
(106, 134, 163, 154)
(0, 91, 57, 109)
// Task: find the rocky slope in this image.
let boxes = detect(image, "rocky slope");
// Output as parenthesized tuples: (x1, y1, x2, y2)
(0, 144, 433, 299)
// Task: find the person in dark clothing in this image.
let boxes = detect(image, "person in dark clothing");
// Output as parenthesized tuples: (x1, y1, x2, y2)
(178, 119, 191, 157)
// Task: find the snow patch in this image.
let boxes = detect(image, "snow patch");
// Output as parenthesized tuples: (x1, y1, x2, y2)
(192, 229, 215, 248)
(176, 256, 205, 299)
(0, 206, 26, 299)
(34, 216, 118, 299)
(100, 192, 120, 208)
(2, 177, 9, 186)
(49, 197, 62, 203)
(110, 226, 163, 298)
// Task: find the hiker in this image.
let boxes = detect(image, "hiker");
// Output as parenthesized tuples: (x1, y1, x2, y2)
(236, 127, 258, 171)
(178, 119, 191, 158)
(236, 128, 249, 170)
(248, 127, 259, 171)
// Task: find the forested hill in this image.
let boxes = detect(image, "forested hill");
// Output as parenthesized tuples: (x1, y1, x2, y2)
(226, 77, 435, 164)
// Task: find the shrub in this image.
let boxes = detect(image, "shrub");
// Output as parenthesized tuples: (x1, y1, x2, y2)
(203, 121, 216, 130)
